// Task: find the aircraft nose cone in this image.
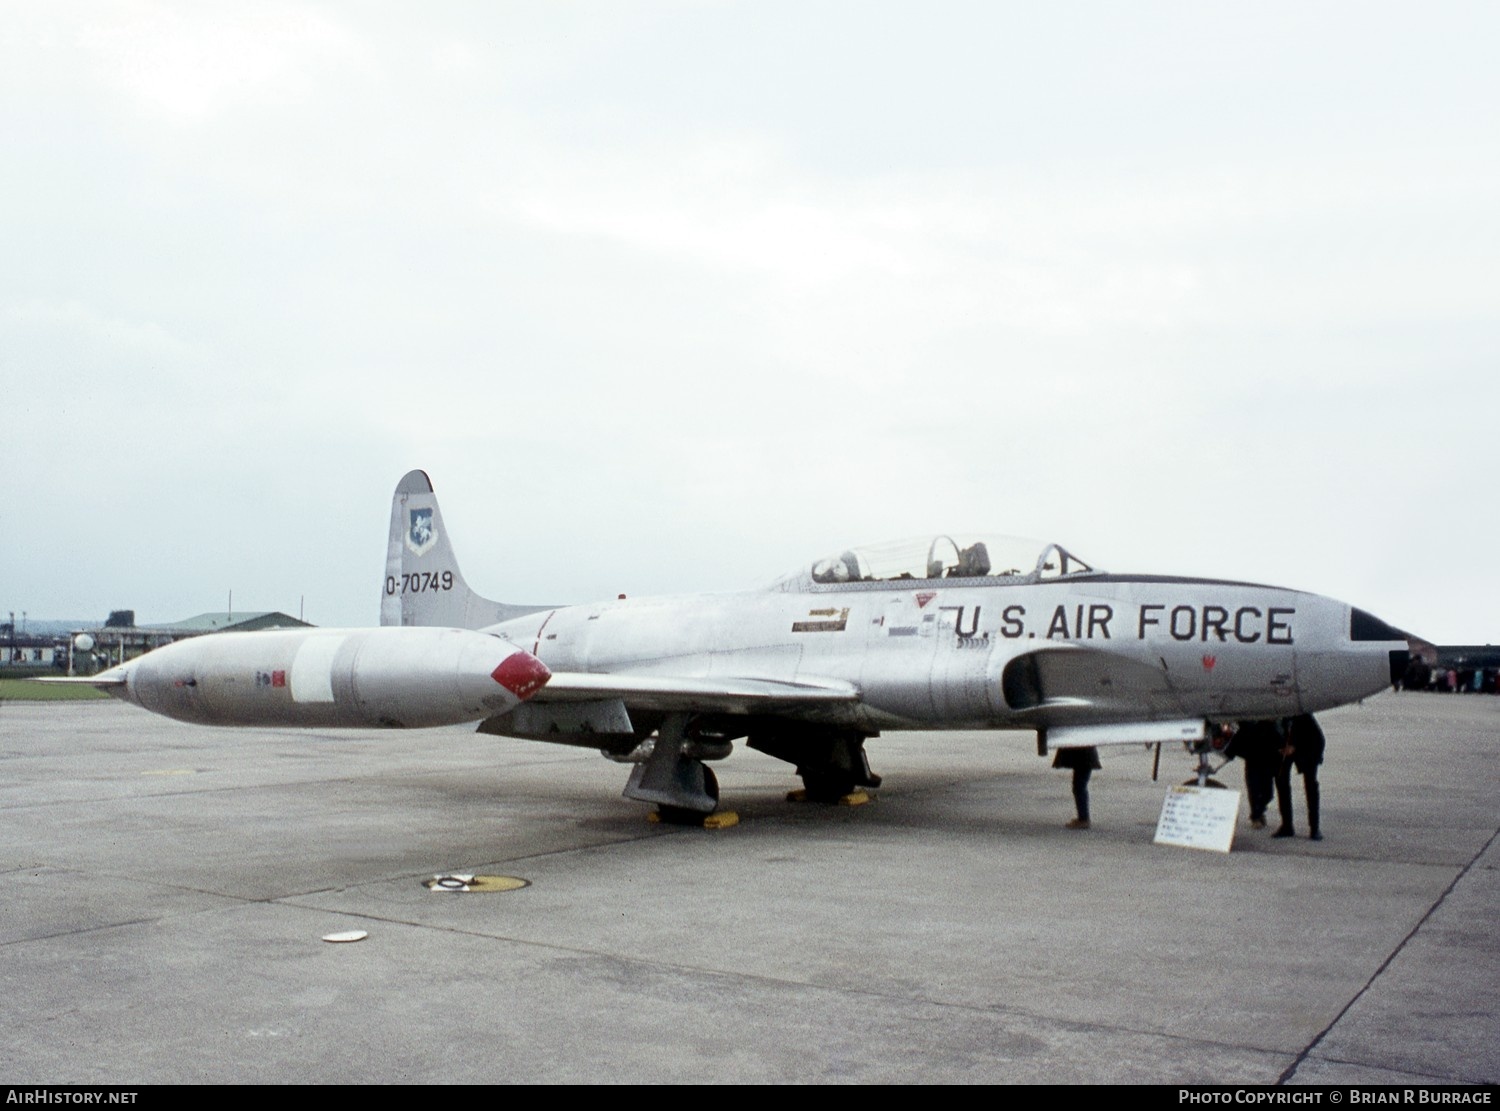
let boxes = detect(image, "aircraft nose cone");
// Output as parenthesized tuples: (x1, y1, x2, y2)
(490, 650, 552, 701)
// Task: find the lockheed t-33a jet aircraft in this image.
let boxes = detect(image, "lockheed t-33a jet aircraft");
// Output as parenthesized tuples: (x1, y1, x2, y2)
(384, 470, 1410, 821)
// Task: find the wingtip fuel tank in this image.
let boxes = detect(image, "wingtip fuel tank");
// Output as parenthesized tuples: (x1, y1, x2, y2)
(101, 626, 551, 729)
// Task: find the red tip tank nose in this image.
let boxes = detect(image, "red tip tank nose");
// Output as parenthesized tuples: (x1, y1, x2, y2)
(490, 650, 552, 701)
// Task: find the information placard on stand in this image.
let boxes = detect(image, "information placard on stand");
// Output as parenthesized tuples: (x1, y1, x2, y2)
(1154, 784, 1240, 852)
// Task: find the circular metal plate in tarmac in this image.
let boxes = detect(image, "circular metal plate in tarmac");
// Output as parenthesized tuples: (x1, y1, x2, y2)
(423, 874, 530, 893)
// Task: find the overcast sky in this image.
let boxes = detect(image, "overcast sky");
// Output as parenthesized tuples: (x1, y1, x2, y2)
(3, 2, 1497, 644)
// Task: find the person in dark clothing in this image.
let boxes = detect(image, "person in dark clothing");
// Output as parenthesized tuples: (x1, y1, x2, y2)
(1401, 656, 1431, 692)
(1053, 745, 1101, 829)
(1225, 721, 1282, 829)
(1274, 713, 1326, 839)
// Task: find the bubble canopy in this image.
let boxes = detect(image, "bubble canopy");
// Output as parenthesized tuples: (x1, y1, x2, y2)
(796, 535, 1099, 587)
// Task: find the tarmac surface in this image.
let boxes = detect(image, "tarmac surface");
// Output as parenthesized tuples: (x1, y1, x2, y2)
(0, 691, 1495, 1085)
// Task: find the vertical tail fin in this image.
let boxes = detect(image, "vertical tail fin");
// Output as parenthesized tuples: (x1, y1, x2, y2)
(380, 470, 551, 629)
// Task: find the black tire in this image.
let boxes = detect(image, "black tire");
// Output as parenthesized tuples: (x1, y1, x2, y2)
(801, 769, 856, 803)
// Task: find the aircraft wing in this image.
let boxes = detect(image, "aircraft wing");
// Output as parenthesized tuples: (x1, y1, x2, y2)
(21, 674, 127, 688)
(528, 671, 861, 715)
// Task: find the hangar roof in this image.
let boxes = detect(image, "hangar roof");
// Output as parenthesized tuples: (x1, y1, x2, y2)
(144, 612, 312, 634)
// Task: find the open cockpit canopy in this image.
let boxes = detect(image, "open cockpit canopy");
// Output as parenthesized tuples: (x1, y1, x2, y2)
(794, 535, 1099, 587)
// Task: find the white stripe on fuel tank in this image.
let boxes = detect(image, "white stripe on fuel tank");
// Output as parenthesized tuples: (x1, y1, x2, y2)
(290, 634, 346, 703)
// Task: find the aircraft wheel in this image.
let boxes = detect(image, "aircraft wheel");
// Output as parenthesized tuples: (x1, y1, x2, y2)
(702, 764, 720, 804)
(656, 806, 705, 825)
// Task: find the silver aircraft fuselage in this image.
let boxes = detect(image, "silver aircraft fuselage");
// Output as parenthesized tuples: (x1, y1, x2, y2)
(484, 571, 1399, 734)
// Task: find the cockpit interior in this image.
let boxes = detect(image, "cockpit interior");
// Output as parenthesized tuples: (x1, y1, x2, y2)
(803, 535, 1098, 586)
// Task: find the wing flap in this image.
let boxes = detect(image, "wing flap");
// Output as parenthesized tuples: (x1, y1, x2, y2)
(529, 671, 860, 715)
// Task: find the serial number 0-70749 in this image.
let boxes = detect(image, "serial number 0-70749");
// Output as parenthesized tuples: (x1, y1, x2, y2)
(385, 571, 455, 595)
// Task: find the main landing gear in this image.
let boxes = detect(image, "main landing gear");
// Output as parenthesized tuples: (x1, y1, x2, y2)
(622, 712, 726, 824)
(621, 716, 883, 823)
(748, 724, 881, 805)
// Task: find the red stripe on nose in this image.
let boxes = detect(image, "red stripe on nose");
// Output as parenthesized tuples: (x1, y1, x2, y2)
(490, 651, 552, 700)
